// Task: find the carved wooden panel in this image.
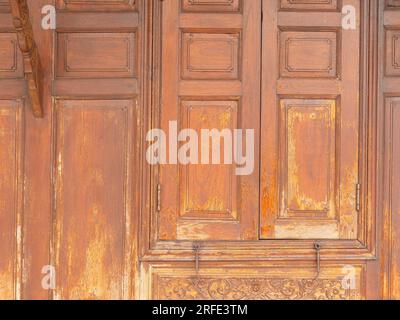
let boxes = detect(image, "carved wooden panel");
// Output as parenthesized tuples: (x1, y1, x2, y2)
(56, 0, 136, 11)
(0, 33, 23, 79)
(276, 99, 338, 239)
(53, 100, 134, 300)
(148, 264, 365, 300)
(56, 32, 137, 78)
(280, 0, 338, 10)
(181, 0, 241, 12)
(0, 100, 23, 300)
(386, 29, 400, 76)
(384, 98, 400, 299)
(9, 0, 44, 117)
(157, 0, 260, 241)
(181, 32, 240, 80)
(280, 31, 338, 78)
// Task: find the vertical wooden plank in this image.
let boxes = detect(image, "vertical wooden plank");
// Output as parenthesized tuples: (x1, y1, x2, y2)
(260, 0, 279, 238)
(384, 98, 400, 299)
(22, 0, 53, 300)
(54, 100, 133, 300)
(338, 0, 361, 239)
(0, 100, 23, 300)
(158, 0, 180, 240)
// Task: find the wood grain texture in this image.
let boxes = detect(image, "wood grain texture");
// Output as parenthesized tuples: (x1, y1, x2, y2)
(260, 0, 360, 240)
(0, 0, 391, 300)
(0, 100, 23, 300)
(384, 98, 400, 299)
(156, 0, 260, 241)
(53, 100, 134, 300)
(385, 29, 400, 76)
(381, 2, 400, 300)
(56, 32, 137, 78)
(0, 32, 23, 79)
(56, 0, 136, 11)
(181, 0, 241, 12)
(280, 0, 338, 11)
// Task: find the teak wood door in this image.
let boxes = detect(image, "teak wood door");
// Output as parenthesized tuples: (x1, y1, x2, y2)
(0, 0, 399, 300)
(157, 0, 261, 241)
(260, 0, 361, 240)
(156, 0, 361, 242)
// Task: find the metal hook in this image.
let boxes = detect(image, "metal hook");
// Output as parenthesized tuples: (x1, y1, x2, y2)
(193, 243, 201, 275)
(314, 242, 321, 280)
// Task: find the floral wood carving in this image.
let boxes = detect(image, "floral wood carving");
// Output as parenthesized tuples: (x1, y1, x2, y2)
(9, 0, 43, 117)
(157, 277, 360, 300)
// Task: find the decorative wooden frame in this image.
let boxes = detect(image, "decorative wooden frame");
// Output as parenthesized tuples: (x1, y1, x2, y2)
(137, 0, 380, 264)
(9, 0, 44, 117)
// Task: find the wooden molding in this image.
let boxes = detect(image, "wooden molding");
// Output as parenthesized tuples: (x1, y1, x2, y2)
(9, 0, 44, 118)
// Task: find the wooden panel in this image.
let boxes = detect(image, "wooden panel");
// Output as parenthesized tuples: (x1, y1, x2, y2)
(56, 0, 136, 11)
(276, 100, 339, 239)
(157, 0, 260, 241)
(0, 33, 23, 79)
(53, 78, 138, 97)
(56, 32, 137, 78)
(56, 12, 139, 31)
(261, 0, 360, 240)
(182, 0, 241, 12)
(54, 100, 133, 300)
(385, 98, 400, 299)
(280, 0, 338, 11)
(387, 0, 400, 8)
(0, 0, 9, 12)
(181, 32, 240, 80)
(176, 101, 239, 240)
(0, 100, 22, 300)
(281, 100, 336, 217)
(180, 100, 238, 220)
(280, 31, 338, 78)
(386, 29, 400, 76)
(146, 263, 365, 300)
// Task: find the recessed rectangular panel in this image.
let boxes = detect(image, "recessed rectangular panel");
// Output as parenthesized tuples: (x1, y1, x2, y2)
(181, 32, 240, 80)
(182, 0, 240, 12)
(0, 33, 23, 79)
(179, 100, 238, 221)
(57, 32, 137, 78)
(54, 100, 132, 300)
(283, 99, 336, 217)
(275, 99, 338, 239)
(56, 0, 136, 11)
(0, 101, 22, 300)
(280, 31, 338, 78)
(280, 0, 338, 10)
(386, 29, 400, 76)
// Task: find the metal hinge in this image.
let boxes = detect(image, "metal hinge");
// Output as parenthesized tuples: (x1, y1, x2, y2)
(356, 183, 361, 212)
(156, 184, 161, 212)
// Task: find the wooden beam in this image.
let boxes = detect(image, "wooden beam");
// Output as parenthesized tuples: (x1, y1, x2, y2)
(9, 0, 44, 118)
